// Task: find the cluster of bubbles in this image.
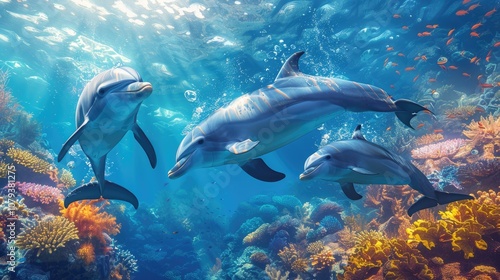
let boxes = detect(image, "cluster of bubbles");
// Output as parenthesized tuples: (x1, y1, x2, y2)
(184, 89, 197, 102)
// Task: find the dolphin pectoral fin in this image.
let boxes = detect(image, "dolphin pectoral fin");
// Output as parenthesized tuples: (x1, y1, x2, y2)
(435, 191, 474, 205)
(394, 99, 432, 129)
(340, 183, 363, 200)
(132, 124, 157, 168)
(351, 124, 366, 140)
(240, 158, 285, 182)
(57, 119, 89, 162)
(350, 166, 378, 175)
(275, 51, 305, 80)
(407, 196, 438, 216)
(101, 180, 139, 209)
(226, 139, 260, 155)
(64, 182, 101, 208)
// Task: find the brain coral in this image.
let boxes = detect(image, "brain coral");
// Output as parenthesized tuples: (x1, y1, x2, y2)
(16, 216, 79, 257)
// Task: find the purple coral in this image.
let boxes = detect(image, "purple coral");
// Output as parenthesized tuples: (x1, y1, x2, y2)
(411, 139, 466, 159)
(15, 182, 63, 204)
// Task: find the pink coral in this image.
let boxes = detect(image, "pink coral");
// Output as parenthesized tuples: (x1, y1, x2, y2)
(15, 182, 63, 204)
(411, 139, 467, 159)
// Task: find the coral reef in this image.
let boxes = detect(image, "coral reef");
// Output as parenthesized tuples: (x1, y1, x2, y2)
(310, 248, 334, 271)
(77, 242, 96, 265)
(58, 168, 76, 188)
(60, 199, 121, 247)
(457, 114, 500, 158)
(15, 182, 63, 205)
(411, 139, 467, 159)
(415, 133, 444, 146)
(6, 147, 53, 174)
(16, 216, 79, 257)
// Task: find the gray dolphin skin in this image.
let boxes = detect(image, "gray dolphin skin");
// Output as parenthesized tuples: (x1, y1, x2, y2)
(168, 51, 429, 182)
(300, 124, 473, 216)
(58, 67, 157, 209)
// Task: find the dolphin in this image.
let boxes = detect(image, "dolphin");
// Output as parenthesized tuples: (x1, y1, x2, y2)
(58, 67, 157, 209)
(168, 51, 429, 182)
(300, 124, 473, 216)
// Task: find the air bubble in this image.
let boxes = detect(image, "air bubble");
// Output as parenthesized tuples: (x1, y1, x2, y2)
(184, 90, 197, 102)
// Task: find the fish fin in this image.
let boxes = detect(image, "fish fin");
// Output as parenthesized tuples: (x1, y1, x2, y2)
(350, 166, 378, 175)
(351, 124, 366, 140)
(435, 191, 473, 205)
(132, 124, 157, 168)
(394, 99, 432, 129)
(340, 183, 363, 200)
(64, 180, 139, 209)
(240, 158, 285, 182)
(64, 182, 102, 208)
(407, 196, 438, 216)
(57, 118, 89, 162)
(226, 139, 260, 154)
(275, 51, 305, 80)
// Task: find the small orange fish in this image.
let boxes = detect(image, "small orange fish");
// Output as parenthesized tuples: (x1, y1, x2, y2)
(480, 83, 494, 88)
(414, 56, 421, 61)
(494, 42, 500, 47)
(439, 65, 447, 70)
(462, 0, 470, 4)
(478, 122, 485, 129)
(477, 74, 483, 81)
(474, 58, 481, 65)
(470, 56, 478, 63)
(391, 62, 398, 67)
(393, 14, 401, 18)
(462, 72, 471, 77)
(419, 31, 432, 37)
(449, 65, 458, 70)
(421, 55, 428, 61)
(486, 50, 492, 62)
(395, 70, 401, 75)
(456, 10, 469, 16)
(448, 29, 455, 37)
(386, 126, 392, 131)
(397, 52, 405, 57)
(485, 8, 497, 17)
(471, 22, 482, 30)
(476, 107, 485, 113)
(402, 25, 409, 30)
(428, 78, 437, 83)
(446, 38, 454, 45)
(416, 123, 424, 129)
(387, 46, 394, 51)
(426, 24, 438, 29)
(468, 3, 480, 11)
(434, 129, 443, 134)
(413, 74, 420, 82)
(470, 31, 480, 37)
(405, 67, 416, 71)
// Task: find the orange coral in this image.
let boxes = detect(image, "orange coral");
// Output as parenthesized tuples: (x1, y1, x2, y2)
(310, 249, 334, 271)
(444, 105, 478, 120)
(77, 242, 95, 265)
(415, 133, 444, 146)
(60, 199, 121, 246)
(457, 114, 500, 158)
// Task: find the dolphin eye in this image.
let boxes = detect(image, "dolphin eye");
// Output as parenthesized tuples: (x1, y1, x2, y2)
(197, 138, 204, 145)
(325, 155, 331, 160)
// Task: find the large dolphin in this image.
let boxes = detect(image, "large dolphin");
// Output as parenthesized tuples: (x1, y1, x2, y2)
(58, 67, 157, 209)
(300, 125, 473, 216)
(168, 51, 429, 182)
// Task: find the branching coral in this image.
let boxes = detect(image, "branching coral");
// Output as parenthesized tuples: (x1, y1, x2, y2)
(277, 244, 299, 269)
(0, 73, 19, 126)
(16, 182, 63, 205)
(310, 249, 334, 271)
(6, 147, 53, 174)
(265, 265, 289, 280)
(60, 199, 121, 246)
(383, 239, 434, 280)
(291, 258, 308, 273)
(444, 105, 479, 120)
(58, 168, 76, 188)
(307, 240, 325, 255)
(456, 114, 500, 158)
(415, 133, 444, 146)
(77, 242, 95, 265)
(16, 216, 79, 257)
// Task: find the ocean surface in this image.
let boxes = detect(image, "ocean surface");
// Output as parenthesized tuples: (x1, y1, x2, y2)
(0, 0, 499, 279)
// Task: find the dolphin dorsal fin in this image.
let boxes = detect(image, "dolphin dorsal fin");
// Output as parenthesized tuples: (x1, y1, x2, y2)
(275, 51, 305, 81)
(351, 124, 366, 140)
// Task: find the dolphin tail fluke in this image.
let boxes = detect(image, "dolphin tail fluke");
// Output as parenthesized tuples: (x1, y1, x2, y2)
(64, 182, 101, 208)
(407, 196, 438, 216)
(394, 99, 432, 129)
(240, 158, 285, 182)
(64, 181, 139, 209)
(407, 191, 474, 216)
(435, 191, 474, 205)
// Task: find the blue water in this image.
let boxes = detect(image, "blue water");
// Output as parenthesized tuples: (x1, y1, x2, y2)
(1, 0, 499, 279)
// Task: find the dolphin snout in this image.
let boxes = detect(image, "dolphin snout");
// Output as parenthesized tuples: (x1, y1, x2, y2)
(168, 154, 192, 179)
(299, 166, 319, 180)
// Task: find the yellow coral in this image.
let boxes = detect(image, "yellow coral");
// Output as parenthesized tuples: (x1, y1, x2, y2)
(0, 139, 14, 152)
(0, 161, 8, 178)
(291, 258, 308, 273)
(16, 216, 79, 257)
(242, 223, 269, 245)
(310, 249, 334, 271)
(6, 147, 53, 174)
(415, 133, 444, 146)
(58, 168, 76, 188)
(278, 244, 299, 268)
(383, 239, 434, 280)
(306, 240, 324, 255)
(77, 242, 95, 265)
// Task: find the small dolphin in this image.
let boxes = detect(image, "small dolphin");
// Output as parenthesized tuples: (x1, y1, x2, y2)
(58, 67, 157, 209)
(168, 51, 429, 182)
(300, 125, 473, 216)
